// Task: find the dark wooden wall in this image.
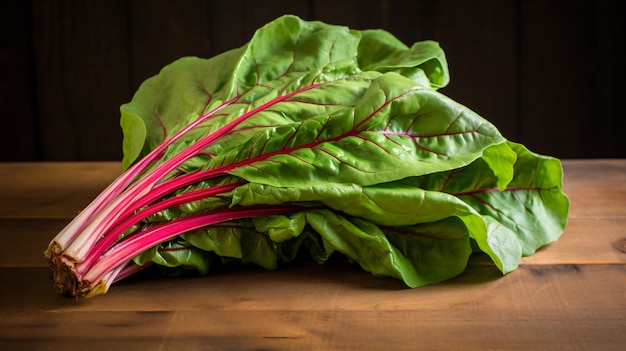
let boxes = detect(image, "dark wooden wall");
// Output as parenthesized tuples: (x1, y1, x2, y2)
(2, 0, 625, 162)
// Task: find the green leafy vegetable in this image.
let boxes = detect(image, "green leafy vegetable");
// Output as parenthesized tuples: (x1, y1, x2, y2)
(46, 15, 568, 298)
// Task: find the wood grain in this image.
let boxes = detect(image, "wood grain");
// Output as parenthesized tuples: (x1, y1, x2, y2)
(1, 263, 624, 350)
(0, 162, 121, 218)
(3, 0, 625, 161)
(428, 0, 519, 141)
(0, 0, 37, 161)
(30, 0, 132, 161)
(129, 0, 213, 89)
(0, 160, 624, 350)
(516, 1, 626, 158)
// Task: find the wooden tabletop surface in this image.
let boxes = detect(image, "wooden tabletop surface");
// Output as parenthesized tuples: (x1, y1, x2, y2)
(1, 160, 624, 350)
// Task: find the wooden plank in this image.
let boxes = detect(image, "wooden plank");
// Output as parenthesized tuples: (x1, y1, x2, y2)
(237, 0, 311, 31)
(0, 162, 121, 219)
(561, 159, 626, 219)
(129, 0, 213, 89)
(1, 160, 623, 270)
(2, 160, 621, 219)
(383, 0, 428, 43)
(312, 0, 386, 29)
(1, 265, 624, 350)
(518, 218, 626, 265)
(8, 1, 624, 161)
(31, 0, 132, 161)
(424, 0, 519, 141)
(519, 1, 595, 158)
(209, 0, 312, 56)
(206, 0, 248, 56)
(3, 263, 625, 313)
(0, 161, 625, 350)
(591, 0, 626, 157)
(1, 307, 624, 351)
(0, 0, 37, 161)
(4, 214, 624, 269)
(0, 219, 68, 267)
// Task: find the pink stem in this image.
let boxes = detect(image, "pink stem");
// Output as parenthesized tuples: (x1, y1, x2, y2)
(59, 97, 240, 259)
(82, 204, 302, 286)
(77, 182, 244, 274)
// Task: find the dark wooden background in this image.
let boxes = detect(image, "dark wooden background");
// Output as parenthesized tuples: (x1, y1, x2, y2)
(2, 0, 624, 162)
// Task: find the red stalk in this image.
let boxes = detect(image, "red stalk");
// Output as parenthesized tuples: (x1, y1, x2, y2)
(77, 182, 244, 275)
(49, 79, 336, 297)
(50, 96, 239, 254)
(65, 81, 326, 261)
(82, 204, 302, 289)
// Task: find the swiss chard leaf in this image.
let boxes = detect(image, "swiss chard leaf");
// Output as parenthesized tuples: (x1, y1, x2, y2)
(213, 72, 505, 187)
(63, 15, 568, 295)
(357, 30, 449, 89)
(226, 15, 361, 97)
(120, 15, 450, 171)
(396, 140, 569, 271)
(120, 50, 243, 169)
(456, 142, 569, 256)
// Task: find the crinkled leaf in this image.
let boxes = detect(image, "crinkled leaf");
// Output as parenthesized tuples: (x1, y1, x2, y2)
(133, 240, 213, 275)
(457, 142, 569, 256)
(120, 15, 451, 172)
(138, 215, 329, 272)
(252, 212, 306, 243)
(120, 50, 243, 169)
(181, 224, 246, 259)
(382, 217, 472, 284)
(226, 15, 360, 97)
(304, 210, 472, 287)
(231, 181, 486, 284)
(119, 112, 147, 171)
(231, 182, 476, 227)
(216, 72, 505, 187)
(358, 30, 449, 88)
(396, 140, 568, 271)
(111, 15, 568, 288)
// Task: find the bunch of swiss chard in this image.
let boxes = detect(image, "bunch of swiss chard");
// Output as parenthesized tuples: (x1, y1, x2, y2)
(46, 15, 569, 297)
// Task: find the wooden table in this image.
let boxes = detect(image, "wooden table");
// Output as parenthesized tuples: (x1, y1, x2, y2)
(1, 160, 624, 350)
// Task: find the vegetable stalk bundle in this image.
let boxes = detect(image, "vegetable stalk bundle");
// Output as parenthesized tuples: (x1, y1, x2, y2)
(46, 15, 569, 298)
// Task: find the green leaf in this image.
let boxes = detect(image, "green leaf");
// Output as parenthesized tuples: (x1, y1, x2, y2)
(480, 216, 522, 273)
(252, 212, 306, 243)
(459, 142, 569, 256)
(383, 217, 473, 285)
(230, 181, 485, 284)
(226, 15, 361, 97)
(218, 72, 505, 188)
(133, 240, 213, 275)
(181, 225, 245, 259)
(110, 15, 568, 289)
(304, 210, 472, 287)
(119, 112, 147, 170)
(358, 30, 449, 89)
(120, 15, 456, 171)
(148, 214, 323, 272)
(231, 181, 474, 227)
(119, 50, 243, 166)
